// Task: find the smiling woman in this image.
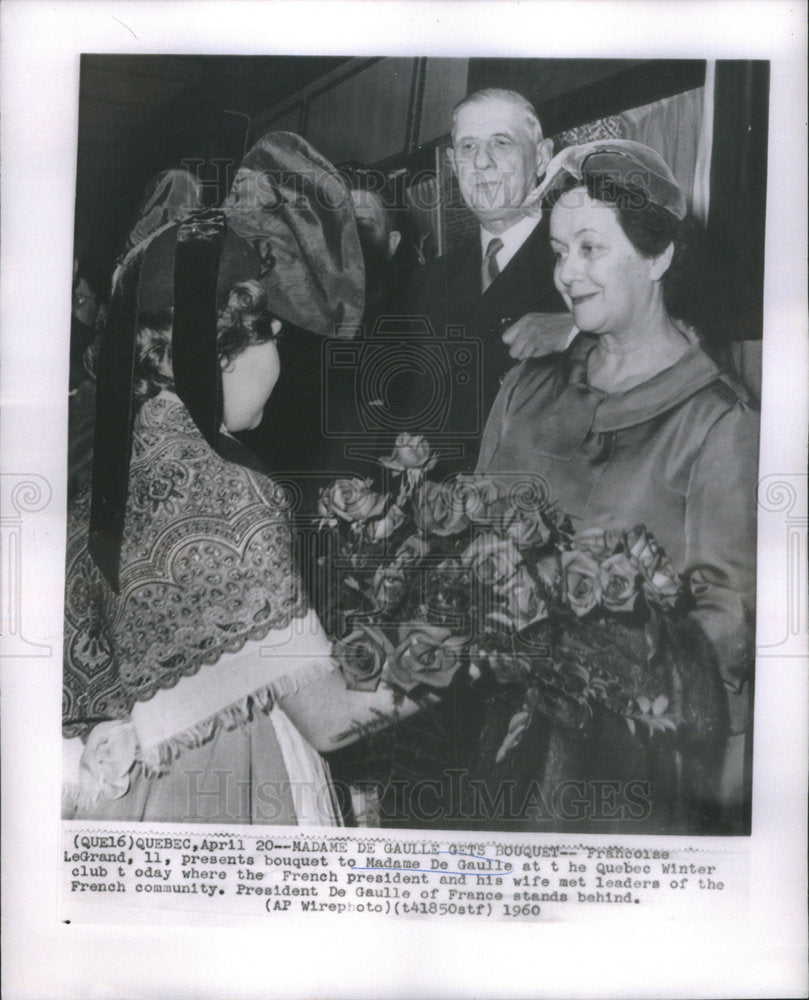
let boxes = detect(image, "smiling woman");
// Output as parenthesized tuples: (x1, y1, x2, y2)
(549, 183, 687, 392)
(476, 140, 758, 834)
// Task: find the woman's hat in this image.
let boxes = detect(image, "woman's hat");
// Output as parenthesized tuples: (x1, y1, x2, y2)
(131, 131, 365, 333)
(537, 139, 687, 220)
(222, 130, 364, 336)
(89, 132, 364, 590)
(131, 213, 263, 313)
(118, 168, 204, 262)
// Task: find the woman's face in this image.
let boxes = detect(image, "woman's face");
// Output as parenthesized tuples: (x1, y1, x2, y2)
(221, 333, 281, 432)
(550, 188, 664, 337)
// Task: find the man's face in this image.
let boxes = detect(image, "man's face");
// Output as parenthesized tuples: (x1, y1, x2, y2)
(350, 189, 391, 262)
(449, 98, 546, 232)
(349, 189, 401, 303)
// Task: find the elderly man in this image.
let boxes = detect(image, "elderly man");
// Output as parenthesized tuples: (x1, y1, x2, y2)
(408, 88, 570, 473)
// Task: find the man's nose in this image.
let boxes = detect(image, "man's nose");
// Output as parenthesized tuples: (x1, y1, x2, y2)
(473, 141, 496, 169)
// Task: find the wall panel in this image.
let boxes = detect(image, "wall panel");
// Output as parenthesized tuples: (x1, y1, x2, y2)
(306, 59, 415, 165)
(418, 58, 468, 145)
(266, 105, 304, 135)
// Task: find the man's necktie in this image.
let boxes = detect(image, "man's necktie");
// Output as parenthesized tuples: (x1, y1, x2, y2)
(482, 237, 503, 293)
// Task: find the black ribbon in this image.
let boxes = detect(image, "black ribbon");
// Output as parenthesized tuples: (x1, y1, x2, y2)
(88, 244, 142, 592)
(88, 211, 228, 591)
(172, 211, 227, 448)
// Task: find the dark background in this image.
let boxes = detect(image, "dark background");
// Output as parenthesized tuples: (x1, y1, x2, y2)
(75, 55, 350, 266)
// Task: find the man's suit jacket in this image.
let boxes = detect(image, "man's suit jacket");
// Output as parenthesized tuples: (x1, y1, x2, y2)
(405, 212, 566, 475)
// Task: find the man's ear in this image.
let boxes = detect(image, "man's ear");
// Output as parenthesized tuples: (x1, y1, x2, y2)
(387, 229, 402, 261)
(445, 145, 458, 178)
(270, 318, 283, 337)
(535, 138, 554, 179)
(650, 242, 675, 282)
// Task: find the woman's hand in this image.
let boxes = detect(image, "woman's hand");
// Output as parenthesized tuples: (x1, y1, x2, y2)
(500, 312, 575, 360)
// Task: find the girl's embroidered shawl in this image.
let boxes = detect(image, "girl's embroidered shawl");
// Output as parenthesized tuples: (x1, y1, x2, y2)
(63, 394, 307, 739)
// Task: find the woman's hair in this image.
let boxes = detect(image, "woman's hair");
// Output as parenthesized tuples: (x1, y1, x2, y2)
(216, 280, 280, 366)
(548, 172, 706, 326)
(133, 279, 279, 402)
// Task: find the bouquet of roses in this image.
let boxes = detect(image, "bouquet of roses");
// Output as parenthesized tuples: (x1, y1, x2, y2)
(316, 434, 687, 764)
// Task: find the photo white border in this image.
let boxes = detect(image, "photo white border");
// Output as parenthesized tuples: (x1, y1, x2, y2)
(1, 2, 806, 998)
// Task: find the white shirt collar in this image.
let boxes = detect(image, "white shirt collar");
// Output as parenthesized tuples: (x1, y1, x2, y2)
(479, 212, 542, 274)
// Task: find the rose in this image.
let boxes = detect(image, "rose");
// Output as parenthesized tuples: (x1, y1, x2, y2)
(626, 526, 681, 607)
(367, 503, 405, 541)
(451, 475, 501, 524)
(496, 565, 549, 629)
(598, 552, 640, 612)
(372, 565, 409, 608)
(333, 626, 393, 691)
(379, 433, 437, 476)
(640, 559, 681, 607)
(79, 720, 138, 802)
(384, 624, 467, 693)
(461, 532, 523, 587)
(625, 525, 665, 575)
(414, 481, 469, 536)
(643, 564, 680, 606)
(574, 526, 623, 560)
(491, 502, 552, 548)
(318, 478, 387, 524)
(561, 550, 603, 617)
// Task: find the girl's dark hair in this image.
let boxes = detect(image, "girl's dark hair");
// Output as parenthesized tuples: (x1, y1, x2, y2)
(548, 173, 707, 327)
(216, 279, 279, 366)
(133, 279, 279, 401)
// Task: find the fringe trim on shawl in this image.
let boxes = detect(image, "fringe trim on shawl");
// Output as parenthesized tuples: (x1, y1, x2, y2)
(140, 657, 334, 777)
